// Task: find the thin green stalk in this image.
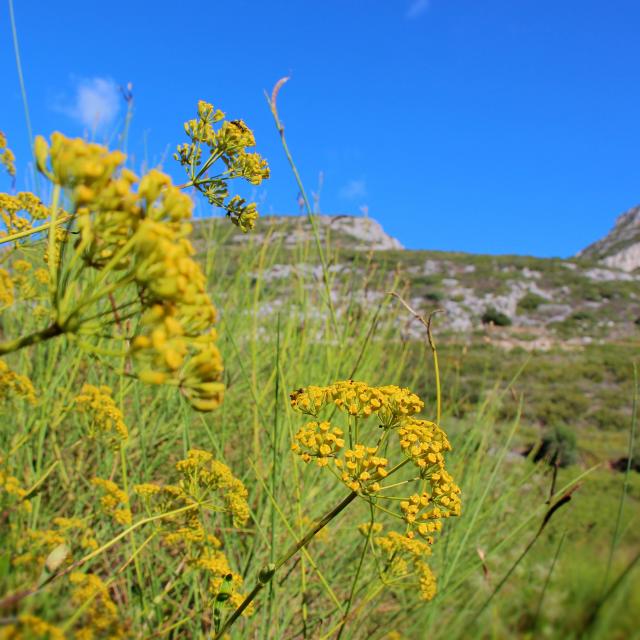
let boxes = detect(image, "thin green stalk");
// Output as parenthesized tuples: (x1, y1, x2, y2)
(532, 532, 565, 631)
(602, 362, 638, 593)
(335, 506, 374, 639)
(266, 79, 340, 339)
(213, 491, 358, 639)
(583, 550, 640, 636)
(248, 459, 343, 612)
(8, 0, 40, 193)
(0, 214, 74, 246)
(48, 185, 61, 305)
(264, 314, 281, 639)
(120, 446, 147, 612)
(0, 502, 206, 611)
(441, 400, 522, 591)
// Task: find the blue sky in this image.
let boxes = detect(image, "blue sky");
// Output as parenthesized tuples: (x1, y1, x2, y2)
(2, 0, 639, 257)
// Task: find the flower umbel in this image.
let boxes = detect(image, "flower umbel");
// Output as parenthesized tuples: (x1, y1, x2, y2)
(291, 380, 461, 602)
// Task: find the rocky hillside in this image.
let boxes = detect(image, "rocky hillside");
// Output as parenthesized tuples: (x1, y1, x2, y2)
(203, 214, 640, 347)
(222, 214, 403, 251)
(578, 204, 640, 271)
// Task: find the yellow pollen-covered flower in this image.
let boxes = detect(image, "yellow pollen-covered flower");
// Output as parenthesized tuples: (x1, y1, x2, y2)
(69, 572, 126, 638)
(335, 444, 388, 494)
(0, 359, 37, 404)
(1, 614, 65, 640)
(292, 421, 345, 466)
(0, 131, 16, 177)
(397, 418, 451, 473)
(91, 477, 132, 525)
(74, 384, 129, 448)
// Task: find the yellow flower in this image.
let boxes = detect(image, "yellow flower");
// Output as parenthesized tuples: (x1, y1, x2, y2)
(0, 131, 16, 178)
(175, 100, 269, 232)
(0, 614, 65, 640)
(74, 384, 128, 448)
(91, 477, 132, 525)
(0, 359, 37, 404)
(335, 444, 388, 494)
(0, 458, 32, 515)
(292, 421, 345, 466)
(0, 269, 14, 308)
(69, 572, 126, 638)
(417, 562, 437, 601)
(397, 418, 451, 473)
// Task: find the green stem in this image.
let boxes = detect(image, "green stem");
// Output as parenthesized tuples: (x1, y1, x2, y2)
(48, 186, 61, 307)
(213, 491, 358, 639)
(336, 511, 373, 639)
(8, 0, 40, 193)
(0, 214, 74, 246)
(0, 322, 63, 356)
(266, 85, 341, 339)
(119, 446, 146, 611)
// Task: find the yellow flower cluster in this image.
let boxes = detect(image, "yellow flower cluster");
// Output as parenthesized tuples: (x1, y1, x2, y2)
(290, 380, 423, 426)
(291, 382, 460, 516)
(174, 100, 269, 232)
(91, 478, 132, 525)
(291, 420, 345, 466)
(175, 449, 250, 526)
(0, 195, 29, 236)
(373, 530, 437, 601)
(335, 445, 389, 493)
(0, 131, 16, 177)
(0, 259, 49, 312)
(0, 268, 13, 307)
(194, 547, 253, 616)
(292, 380, 461, 603)
(13, 260, 49, 301)
(74, 384, 129, 448)
(430, 469, 462, 517)
(130, 304, 224, 412)
(399, 493, 444, 543)
(397, 418, 451, 474)
(31, 131, 226, 412)
(0, 358, 37, 405)
(0, 614, 64, 640)
(135, 449, 249, 542)
(69, 572, 126, 639)
(0, 192, 50, 240)
(0, 458, 31, 515)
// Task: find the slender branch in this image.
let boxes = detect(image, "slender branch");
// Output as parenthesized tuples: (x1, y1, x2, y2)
(0, 214, 74, 246)
(389, 292, 443, 423)
(214, 491, 358, 639)
(0, 322, 63, 356)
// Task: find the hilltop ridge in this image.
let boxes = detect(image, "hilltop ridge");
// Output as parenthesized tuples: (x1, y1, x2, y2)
(578, 204, 640, 271)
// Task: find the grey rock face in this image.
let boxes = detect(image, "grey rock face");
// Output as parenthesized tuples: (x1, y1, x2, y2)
(578, 205, 640, 272)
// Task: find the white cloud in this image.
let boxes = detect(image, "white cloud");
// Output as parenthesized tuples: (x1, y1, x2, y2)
(406, 0, 429, 19)
(61, 77, 121, 130)
(339, 178, 367, 200)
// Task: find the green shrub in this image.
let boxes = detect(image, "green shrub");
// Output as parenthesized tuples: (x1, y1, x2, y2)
(425, 290, 444, 302)
(535, 423, 579, 467)
(516, 292, 546, 313)
(481, 306, 512, 326)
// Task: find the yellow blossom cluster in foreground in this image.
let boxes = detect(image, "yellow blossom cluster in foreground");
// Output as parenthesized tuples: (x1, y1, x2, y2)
(291, 380, 462, 601)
